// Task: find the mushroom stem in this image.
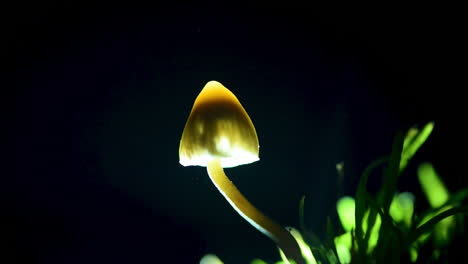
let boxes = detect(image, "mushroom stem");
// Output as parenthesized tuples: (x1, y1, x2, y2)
(207, 159, 305, 264)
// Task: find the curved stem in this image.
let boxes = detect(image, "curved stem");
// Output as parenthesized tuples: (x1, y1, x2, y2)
(207, 159, 305, 264)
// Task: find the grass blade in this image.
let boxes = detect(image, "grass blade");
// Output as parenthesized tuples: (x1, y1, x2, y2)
(405, 205, 468, 247)
(299, 195, 306, 233)
(417, 162, 449, 208)
(400, 122, 434, 173)
(355, 156, 388, 261)
(326, 217, 339, 262)
(381, 131, 404, 214)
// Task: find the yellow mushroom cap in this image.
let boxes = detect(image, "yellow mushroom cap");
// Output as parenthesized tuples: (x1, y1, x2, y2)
(179, 81, 259, 168)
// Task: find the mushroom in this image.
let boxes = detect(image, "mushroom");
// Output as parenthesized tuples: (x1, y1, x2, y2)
(179, 80, 305, 264)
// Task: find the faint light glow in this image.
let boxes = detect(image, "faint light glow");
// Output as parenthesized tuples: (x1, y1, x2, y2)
(336, 196, 355, 232)
(418, 162, 449, 208)
(217, 136, 231, 153)
(200, 254, 224, 264)
(197, 122, 204, 134)
(336, 162, 344, 171)
(336, 161, 344, 175)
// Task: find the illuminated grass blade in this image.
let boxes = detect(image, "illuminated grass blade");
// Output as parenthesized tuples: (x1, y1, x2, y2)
(364, 196, 404, 264)
(334, 232, 352, 264)
(326, 217, 339, 261)
(417, 162, 449, 208)
(355, 156, 388, 260)
(402, 127, 418, 151)
(289, 227, 317, 264)
(367, 196, 403, 240)
(446, 188, 468, 205)
(200, 254, 224, 264)
(251, 259, 268, 264)
(400, 122, 434, 173)
(299, 196, 306, 233)
(336, 196, 355, 232)
(298, 196, 326, 263)
(405, 205, 468, 247)
(381, 131, 404, 214)
(362, 200, 380, 252)
(414, 188, 468, 227)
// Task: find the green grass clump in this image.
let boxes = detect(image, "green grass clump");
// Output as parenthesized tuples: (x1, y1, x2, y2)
(200, 122, 467, 263)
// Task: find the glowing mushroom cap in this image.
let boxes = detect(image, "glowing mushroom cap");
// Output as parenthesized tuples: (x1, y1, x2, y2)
(179, 81, 259, 168)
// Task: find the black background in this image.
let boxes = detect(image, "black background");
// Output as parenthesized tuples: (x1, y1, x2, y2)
(11, 1, 464, 263)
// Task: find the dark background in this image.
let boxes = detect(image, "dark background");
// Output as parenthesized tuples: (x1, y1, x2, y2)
(10, 1, 464, 263)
